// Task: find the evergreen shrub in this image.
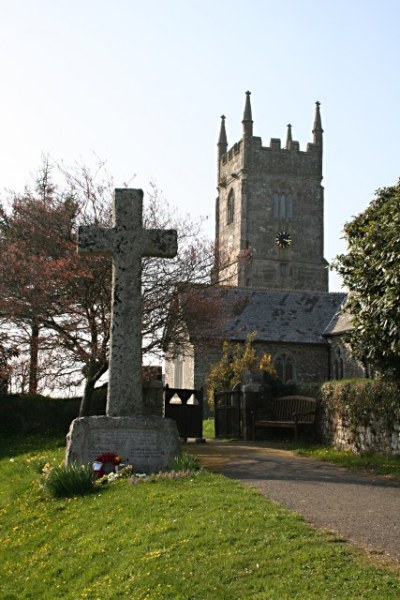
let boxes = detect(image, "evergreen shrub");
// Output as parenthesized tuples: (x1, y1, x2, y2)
(0, 390, 107, 434)
(321, 379, 400, 432)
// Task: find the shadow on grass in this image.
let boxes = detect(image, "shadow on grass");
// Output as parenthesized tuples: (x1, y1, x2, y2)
(0, 432, 65, 459)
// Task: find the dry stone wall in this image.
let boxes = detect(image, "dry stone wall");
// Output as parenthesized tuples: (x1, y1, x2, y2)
(320, 380, 400, 455)
(322, 410, 400, 455)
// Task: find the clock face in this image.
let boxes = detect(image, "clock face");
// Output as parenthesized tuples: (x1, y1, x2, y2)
(275, 231, 292, 249)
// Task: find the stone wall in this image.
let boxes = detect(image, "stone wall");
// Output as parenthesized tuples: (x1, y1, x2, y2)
(328, 338, 365, 380)
(320, 379, 400, 455)
(322, 410, 400, 455)
(255, 342, 329, 382)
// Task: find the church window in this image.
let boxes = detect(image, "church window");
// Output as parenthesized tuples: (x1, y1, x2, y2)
(227, 190, 235, 225)
(273, 193, 293, 220)
(173, 355, 184, 388)
(279, 194, 286, 218)
(333, 346, 344, 380)
(274, 352, 296, 383)
(279, 263, 287, 276)
(285, 194, 293, 219)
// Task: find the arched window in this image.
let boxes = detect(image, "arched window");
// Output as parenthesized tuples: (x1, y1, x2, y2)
(274, 352, 296, 383)
(273, 193, 293, 220)
(334, 346, 344, 380)
(227, 190, 234, 225)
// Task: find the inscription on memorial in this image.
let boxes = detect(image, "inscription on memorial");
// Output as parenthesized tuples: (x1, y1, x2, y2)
(88, 429, 163, 463)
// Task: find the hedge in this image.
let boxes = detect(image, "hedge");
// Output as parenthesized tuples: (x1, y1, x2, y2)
(321, 379, 400, 432)
(0, 388, 107, 434)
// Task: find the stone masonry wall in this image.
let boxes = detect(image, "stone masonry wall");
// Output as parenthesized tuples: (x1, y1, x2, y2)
(322, 411, 400, 455)
(329, 338, 365, 380)
(259, 342, 329, 382)
(194, 341, 329, 415)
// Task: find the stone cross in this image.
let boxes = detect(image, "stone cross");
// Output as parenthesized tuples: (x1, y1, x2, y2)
(78, 189, 177, 417)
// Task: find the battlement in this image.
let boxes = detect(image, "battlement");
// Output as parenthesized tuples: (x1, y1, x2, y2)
(220, 134, 322, 180)
(221, 140, 242, 165)
(217, 94, 323, 180)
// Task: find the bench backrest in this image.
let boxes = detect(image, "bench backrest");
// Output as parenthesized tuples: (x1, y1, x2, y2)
(272, 396, 316, 423)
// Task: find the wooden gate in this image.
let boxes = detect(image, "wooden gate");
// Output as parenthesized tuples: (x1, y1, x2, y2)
(164, 385, 203, 440)
(214, 389, 242, 438)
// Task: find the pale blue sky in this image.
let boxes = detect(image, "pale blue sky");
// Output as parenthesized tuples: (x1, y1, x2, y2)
(1, 0, 399, 290)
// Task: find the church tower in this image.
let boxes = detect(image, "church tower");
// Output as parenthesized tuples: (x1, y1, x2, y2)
(214, 92, 329, 292)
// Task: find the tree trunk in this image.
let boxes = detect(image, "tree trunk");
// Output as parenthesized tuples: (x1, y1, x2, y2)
(79, 377, 95, 416)
(79, 360, 108, 417)
(29, 320, 39, 394)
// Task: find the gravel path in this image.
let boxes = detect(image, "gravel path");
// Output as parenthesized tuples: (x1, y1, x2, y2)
(188, 440, 400, 563)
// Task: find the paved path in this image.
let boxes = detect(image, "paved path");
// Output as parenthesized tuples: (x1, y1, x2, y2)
(188, 440, 400, 563)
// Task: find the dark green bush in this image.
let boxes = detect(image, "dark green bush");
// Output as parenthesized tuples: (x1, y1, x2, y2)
(0, 390, 107, 434)
(321, 379, 400, 431)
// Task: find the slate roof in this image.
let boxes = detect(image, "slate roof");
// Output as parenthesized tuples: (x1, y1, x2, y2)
(323, 306, 352, 336)
(181, 286, 347, 346)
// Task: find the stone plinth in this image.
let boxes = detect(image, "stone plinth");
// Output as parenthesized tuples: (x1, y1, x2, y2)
(66, 415, 180, 473)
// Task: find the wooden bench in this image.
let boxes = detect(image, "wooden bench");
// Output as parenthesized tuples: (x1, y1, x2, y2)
(252, 395, 317, 442)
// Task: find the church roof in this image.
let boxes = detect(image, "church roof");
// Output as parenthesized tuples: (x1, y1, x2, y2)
(180, 286, 347, 346)
(323, 306, 352, 336)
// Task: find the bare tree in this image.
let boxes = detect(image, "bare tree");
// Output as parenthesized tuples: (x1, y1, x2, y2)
(0, 158, 215, 414)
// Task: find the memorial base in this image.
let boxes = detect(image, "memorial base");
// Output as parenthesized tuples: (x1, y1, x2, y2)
(66, 415, 181, 473)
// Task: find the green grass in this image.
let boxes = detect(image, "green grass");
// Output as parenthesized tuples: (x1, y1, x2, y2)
(1, 434, 400, 599)
(295, 445, 400, 479)
(0, 431, 65, 459)
(203, 417, 215, 438)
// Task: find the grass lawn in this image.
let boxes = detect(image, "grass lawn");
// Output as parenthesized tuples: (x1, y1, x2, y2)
(1, 433, 400, 599)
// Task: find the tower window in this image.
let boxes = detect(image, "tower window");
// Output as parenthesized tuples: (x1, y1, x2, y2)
(273, 193, 293, 220)
(227, 190, 235, 225)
